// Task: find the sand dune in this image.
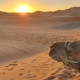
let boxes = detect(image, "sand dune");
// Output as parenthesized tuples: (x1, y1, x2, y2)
(0, 10, 80, 80)
(53, 22, 80, 30)
(0, 44, 48, 64)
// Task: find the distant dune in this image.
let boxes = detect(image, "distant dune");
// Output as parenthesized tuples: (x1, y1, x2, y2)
(53, 7, 80, 16)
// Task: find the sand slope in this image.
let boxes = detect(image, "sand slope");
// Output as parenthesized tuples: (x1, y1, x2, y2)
(0, 51, 80, 80)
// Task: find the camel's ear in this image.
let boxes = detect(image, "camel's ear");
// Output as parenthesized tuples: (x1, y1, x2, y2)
(50, 43, 57, 49)
(50, 44, 54, 49)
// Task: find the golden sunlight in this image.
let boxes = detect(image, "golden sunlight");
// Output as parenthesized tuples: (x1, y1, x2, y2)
(17, 5, 30, 13)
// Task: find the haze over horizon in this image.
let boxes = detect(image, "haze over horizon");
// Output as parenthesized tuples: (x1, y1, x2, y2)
(0, 0, 80, 13)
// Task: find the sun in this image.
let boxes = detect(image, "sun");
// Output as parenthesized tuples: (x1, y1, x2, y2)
(17, 5, 30, 13)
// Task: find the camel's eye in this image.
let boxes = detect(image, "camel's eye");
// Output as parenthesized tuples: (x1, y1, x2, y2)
(66, 50, 73, 56)
(67, 50, 72, 53)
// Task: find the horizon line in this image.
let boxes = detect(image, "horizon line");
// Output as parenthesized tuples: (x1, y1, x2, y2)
(0, 6, 80, 14)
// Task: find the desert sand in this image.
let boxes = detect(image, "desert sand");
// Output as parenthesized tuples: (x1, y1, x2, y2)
(0, 8, 80, 80)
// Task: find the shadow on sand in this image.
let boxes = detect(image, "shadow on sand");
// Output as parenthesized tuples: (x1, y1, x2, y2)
(52, 22, 80, 30)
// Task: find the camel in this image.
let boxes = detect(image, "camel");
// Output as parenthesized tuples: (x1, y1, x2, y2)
(49, 41, 80, 72)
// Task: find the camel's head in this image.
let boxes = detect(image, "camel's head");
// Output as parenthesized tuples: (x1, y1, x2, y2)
(49, 41, 80, 72)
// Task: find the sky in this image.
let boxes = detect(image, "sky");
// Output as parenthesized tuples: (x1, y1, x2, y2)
(0, 0, 80, 13)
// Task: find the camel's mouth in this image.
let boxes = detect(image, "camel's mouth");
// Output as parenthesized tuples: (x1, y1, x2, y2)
(51, 56, 62, 62)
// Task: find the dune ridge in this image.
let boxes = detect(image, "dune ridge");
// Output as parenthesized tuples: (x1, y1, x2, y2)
(1, 7, 80, 17)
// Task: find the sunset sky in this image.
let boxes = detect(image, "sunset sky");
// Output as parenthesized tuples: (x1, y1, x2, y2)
(0, 0, 80, 13)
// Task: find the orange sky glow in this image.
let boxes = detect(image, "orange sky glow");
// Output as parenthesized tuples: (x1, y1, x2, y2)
(0, 0, 80, 13)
